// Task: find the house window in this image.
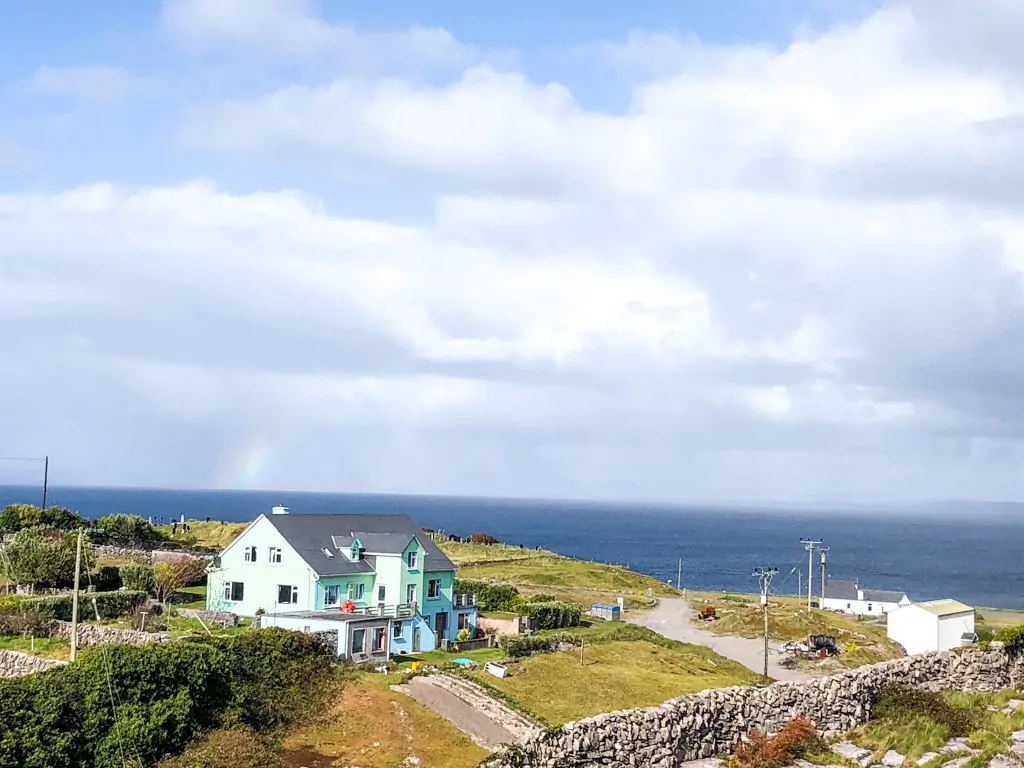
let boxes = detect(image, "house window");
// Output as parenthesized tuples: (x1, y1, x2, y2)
(269, 547, 282, 564)
(223, 582, 244, 602)
(428, 579, 441, 599)
(393, 621, 404, 638)
(378, 585, 386, 602)
(350, 544, 360, 561)
(352, 629, 365, 653)
(458, 612, 471, 630)
(406, 584, 416, 604)
(407, 551, 418, 569)
(278, 584, 298, 604)
(244, 546, 257, 563)
(372, 627, 386, 652)
(847, 603, 851, 610)
(348, 582, 364, 601)
(325, 585, 341, 607)
(868, 604, 873, 613)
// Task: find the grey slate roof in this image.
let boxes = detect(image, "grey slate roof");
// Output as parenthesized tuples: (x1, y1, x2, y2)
(825, 579, 907, 603)
(264, 513, 456, 577)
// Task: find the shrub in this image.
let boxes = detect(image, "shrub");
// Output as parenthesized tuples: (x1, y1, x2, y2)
(119, 563, 157, 594)
(528, 593, 558, 603)
(0, 605, 53, 638)
(455, 579, 520, 612)
(498, 632, 582, 657)
(995, 624, 1024, 652)
(456, 628, 472, 642)
(516, 601, 583, 630)
(4, 527, 95, 588)
(0, 504, 85, 533)
(95, 514, 165, 545)
(467, 533, 498, 545)
(89, 565, 122, 592)
(158, 727, 283, 768)
(872, 685, 977, 737)
(154, 557, 208, 603)
(22, 589, 148, 621)
(733, 716, 823, 768)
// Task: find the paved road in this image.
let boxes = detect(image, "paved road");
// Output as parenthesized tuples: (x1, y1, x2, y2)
(394, 676, 518, 751)
(629, 597, 813, 682)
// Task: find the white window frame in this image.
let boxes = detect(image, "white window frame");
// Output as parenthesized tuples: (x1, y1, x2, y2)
(427, 579, 442, 599)
(244, 546, 257, 563)
(268, 547, 282, 565)
(325, 584, 341, 607)
(406, 584, 416, 604)
(458, 612, 470, 630)
(278, 584, 298, 605)
(223, 581, 244, 602)
(393, 620, 403, 638)
(348, 582, 364, 601)
(407, 550, 417, 569)
(377, 585, 386, 602)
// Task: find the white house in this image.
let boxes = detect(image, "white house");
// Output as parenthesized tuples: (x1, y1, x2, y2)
(886, 599, 976, 655)
(821, 579, 911, 616)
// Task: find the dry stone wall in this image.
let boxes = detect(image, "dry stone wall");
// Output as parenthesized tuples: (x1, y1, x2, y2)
(485, 645, 1024, 768)
(54, 621, 171, 647)
(0, 650, 66, 678)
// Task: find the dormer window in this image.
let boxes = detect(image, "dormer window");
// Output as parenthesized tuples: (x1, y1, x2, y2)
(351, 543, 361, 561)
(407, 551, 417, 569)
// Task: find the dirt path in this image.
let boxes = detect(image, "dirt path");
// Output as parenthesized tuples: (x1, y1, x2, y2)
(393, 675, 525, 752)
(629, 597, 813, 682)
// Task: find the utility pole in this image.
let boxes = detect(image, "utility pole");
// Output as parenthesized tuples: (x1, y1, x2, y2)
(754, 567, 778, 679)
(800, 539, 822, 610)
(820, 548, 830, 605)
(676, 559, 682, 592)
(41, 456, 49, 511)
(797, 570, 801, 598)
(69, 528, 83, 662)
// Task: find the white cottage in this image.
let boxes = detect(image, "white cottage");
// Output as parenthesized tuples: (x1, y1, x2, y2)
(821, 579, 911, 616)
(886, 599, 976, 655)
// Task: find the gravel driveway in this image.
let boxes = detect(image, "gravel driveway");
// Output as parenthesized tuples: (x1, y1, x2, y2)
(629, 597, 813, 682)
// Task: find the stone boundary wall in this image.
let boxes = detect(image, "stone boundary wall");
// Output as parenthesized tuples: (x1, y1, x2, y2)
(54, 621, 171, 647)
(0, 650, 66, 678)
(485, 646, 1024, 768)
(176, 609, 238, 626)
(479, 615, 521, 636)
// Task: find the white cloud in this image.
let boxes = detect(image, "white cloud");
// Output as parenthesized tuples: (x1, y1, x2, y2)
(7, 2, 1024, 500)
(160, 0, 472, 67)
(31, 66, 152, 103)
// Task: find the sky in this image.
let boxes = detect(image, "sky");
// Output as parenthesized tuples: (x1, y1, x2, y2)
(2, 0, 1024, 504)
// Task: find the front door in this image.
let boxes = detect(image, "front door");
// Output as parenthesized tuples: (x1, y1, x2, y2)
(435, 611, 448, 639)
(412, 626, 421, 652)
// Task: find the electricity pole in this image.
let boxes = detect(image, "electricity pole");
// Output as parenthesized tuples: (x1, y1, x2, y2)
(800, 539, 822, 610)
(69, 528, 84, 662)
(754, 567, 778, 680)
(676, 559, 682, 592)
(820, 547, 830, 605)
(41, 456, 49, 512)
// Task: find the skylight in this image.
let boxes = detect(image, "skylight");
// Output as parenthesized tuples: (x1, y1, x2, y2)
(322, 547, 334, 558)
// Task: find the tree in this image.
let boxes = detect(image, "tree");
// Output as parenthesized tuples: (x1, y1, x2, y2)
(154, 557, 208, 603)
(96, 514, 164, 544)
(0, 504, 85, 532)
(119, 563, 157, 595)
(3, 527, 94, 588)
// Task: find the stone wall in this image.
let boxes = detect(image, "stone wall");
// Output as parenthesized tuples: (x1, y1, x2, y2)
(176, 609, 238, 626)
(54, 621, 171, 647)
(479, 615, 521, 636)
(484, 645, 1024, 768)
(0, 650, 66, 678)
(92, 544, 153, 563)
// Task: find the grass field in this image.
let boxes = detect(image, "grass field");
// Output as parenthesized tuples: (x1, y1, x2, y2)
(687, 591, 901, 667)
(0, 635, 71, 659)
(159, 520, 248, 550)
(439, 540, 676, 610)
(281, 673, 488, 768)
(463, 625, 759, 724)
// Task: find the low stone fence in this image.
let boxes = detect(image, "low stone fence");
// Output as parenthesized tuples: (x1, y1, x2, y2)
(175, 609, 238, 627)
(0, 650, 66, 678)
(440, 635, 496, 652)
(484, 645, 1024, 768)
(54, 621, 171, 647)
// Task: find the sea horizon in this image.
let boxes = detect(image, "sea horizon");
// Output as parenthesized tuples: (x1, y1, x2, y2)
(2, 484, 1023, 610)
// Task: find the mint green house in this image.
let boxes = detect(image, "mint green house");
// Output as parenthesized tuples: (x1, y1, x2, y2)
(206, 507, 478, 660)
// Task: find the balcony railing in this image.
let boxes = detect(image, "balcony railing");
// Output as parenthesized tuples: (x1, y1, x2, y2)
(349, 602, 418, 619)
(453, 593, 478, 608)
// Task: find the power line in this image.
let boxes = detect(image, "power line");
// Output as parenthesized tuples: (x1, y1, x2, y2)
(754, 566, 778, 679)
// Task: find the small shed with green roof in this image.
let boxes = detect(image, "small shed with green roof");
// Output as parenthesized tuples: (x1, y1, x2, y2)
(887, 597, 975, 656)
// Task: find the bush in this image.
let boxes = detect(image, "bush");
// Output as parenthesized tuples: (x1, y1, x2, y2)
(158, 727, 283, 768)
(95, 514, 166, 545)
(995, 624, 1024, 652)
(4, 527, 95, 588)
(456, 628, 472, 642)
(733, 717, 823, 768)
(0, 504, 86, 533)
(528, 593, 558, 603)
(0, 628, 338, 768)
(498, 632, 582, 657)
(0, 605, 53, 638)
(454, 579, 520, 612)
(89, 565, 122, 592)
(22, 590, 148, 621)
(467, 533, 498, 545)
(516, 601, 583, 630)
(872, 685, 977, 737)
(119, 563, 157, 594)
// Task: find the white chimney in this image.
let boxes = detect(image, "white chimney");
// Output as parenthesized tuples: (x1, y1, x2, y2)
(271, 504, 289, 515)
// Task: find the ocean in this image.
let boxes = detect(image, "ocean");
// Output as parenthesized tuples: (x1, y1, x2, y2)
(2, 485, 1022, 609)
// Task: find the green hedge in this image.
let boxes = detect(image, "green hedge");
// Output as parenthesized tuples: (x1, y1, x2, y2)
(0, 629, 336, 768)
(21, 590, 147, 621)
(454, 579, 520, 612)
(996, 624, 1024, 652)
(498, 632, 582, 657)
(516, 601, 583, 630)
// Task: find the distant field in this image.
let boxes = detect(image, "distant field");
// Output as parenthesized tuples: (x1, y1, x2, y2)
(159, 520, 248, 550)
(0, 635, 70, 659)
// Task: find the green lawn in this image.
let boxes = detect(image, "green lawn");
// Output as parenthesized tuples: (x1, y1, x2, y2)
(0, 635, 71, 659)
(393, 645, 507, 667)
(172, 585, 207, 610)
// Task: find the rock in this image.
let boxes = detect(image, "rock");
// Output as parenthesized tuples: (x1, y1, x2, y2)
(940, 759, 970, 768)
(832, 741, 874, 768)
(882, 750, 906, 768)
(917, 753, 940, 766)
(1007, 699, 1024, 711)
(679, 761, 724, 768)
(1012, 731, 1024, 743)
(987, 756, 1013, 768)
